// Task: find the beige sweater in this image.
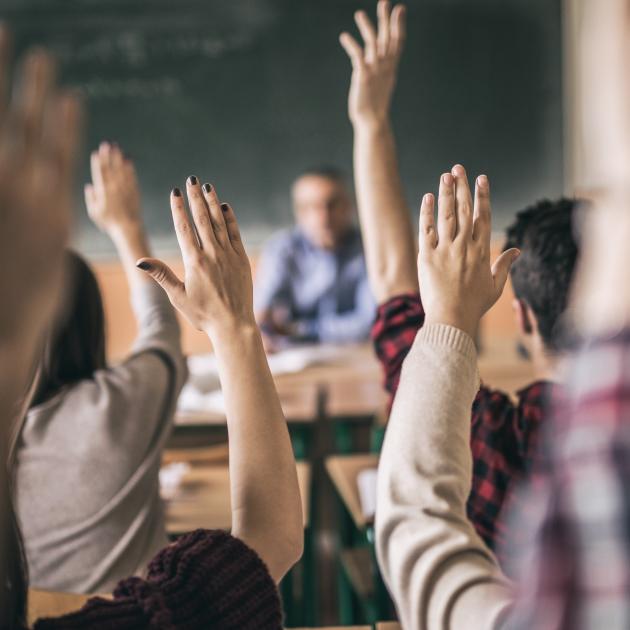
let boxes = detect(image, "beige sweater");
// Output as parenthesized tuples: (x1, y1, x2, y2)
(376, 323, 514, 630)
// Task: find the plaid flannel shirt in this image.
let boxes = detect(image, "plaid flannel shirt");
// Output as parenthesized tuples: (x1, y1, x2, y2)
(371, 293, 555, 562)
(508, 330, 630, 629)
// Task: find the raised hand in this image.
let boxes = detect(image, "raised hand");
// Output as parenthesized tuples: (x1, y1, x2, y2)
(340, 0, 406, 127)
(419, 165, 520, 339)
(0, 25, 82, 342)
(137, 178, 255, 340)
(85, 142, 142, 234)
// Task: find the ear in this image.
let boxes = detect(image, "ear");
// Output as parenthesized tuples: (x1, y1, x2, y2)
(512, 298, 533, 335)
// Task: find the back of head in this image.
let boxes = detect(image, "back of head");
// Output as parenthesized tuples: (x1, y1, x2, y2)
(504, 198, 582, 352)
(32, 251, 106, 407)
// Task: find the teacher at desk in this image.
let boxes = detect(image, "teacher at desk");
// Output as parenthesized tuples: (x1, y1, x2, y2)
(255, 166, 375, 350)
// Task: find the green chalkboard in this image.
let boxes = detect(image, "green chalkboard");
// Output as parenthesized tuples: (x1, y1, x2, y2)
(2, 0, 563, 255)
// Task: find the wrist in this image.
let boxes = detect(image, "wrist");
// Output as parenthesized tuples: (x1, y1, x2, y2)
(424, 312, 479, 341)
(205, 319, 261, 353)
(352, 114, 392, 135)
(106, 218, 145, 241)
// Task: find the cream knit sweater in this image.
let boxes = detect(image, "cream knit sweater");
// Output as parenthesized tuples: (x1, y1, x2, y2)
(376, 324, 514, 630)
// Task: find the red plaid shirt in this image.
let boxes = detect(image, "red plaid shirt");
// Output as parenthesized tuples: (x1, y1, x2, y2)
(371, 293, 555, 562)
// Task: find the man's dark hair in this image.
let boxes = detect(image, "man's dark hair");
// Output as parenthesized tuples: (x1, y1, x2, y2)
(504, 198, 582, 352)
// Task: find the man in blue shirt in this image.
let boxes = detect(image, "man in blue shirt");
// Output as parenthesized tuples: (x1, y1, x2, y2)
(255, 167, 375, 348)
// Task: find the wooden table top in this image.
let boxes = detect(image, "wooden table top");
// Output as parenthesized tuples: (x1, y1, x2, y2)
(375, 623, 402, 630)
(325, 453, 379, 529)
(165, 461, 312, 534)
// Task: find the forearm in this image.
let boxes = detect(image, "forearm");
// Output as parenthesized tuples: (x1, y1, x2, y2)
(353, 119, 418, 303)
(375, 324, 512, 630)
(108, 221, 153, 292)
(212, 326, 303, 582)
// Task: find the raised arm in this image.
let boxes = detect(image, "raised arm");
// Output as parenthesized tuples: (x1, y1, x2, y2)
(340, 1, 417, 303)
(375, 166, 519, 629)
(137, 179, 303, 583)
(84, 143, 152, 292)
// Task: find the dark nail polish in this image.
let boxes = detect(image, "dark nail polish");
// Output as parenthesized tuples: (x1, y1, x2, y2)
(203, 183, 212, 193)
(221, 203, 229, 213)
(136, 261, 152, 271)
(173, 188, 181, 197)
(189, 175, 198, 185)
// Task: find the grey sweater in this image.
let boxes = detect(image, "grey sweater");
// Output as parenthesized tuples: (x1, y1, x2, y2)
(15, 282, 187, 594)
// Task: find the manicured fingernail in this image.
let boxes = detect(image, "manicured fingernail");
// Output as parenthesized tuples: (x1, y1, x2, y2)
(203, 183, 212, 193)
(173, 187, 181, 197)
(221, 203, 229, 213)
(477, 175, 488, 188)
(136, 261, 152, 271)
(189, 175, 198, 185)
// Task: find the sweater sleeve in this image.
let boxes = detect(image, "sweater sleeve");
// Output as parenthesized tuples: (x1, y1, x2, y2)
(375, 323, 513, 630)
(32, 529, 283, 630)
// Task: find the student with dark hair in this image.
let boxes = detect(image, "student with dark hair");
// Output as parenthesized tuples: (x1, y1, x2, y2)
(341, 1, 580, 561)
(254, 166, 375, 349)
(0, 34, 301, 629)
(14, 141, 188, 594)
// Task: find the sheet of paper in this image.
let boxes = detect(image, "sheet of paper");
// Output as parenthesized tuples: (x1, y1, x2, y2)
(357, 467, 378, 519)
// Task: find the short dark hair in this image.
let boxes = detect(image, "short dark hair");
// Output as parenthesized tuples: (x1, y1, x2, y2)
(504, 198, 582, 352)
(31, 251, 107, 407)
(295, 165, 347, 185)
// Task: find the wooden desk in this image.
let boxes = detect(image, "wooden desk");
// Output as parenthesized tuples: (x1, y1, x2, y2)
(376, 623, 401, 630)
(176, 381, 320, 426)
(325, 454, 379, 530)
(165, 461, 312, 534)
(28, 590, 110, 625)
(288, 627, 371, 630)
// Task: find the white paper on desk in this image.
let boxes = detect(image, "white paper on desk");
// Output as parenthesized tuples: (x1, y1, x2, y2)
(159, 462, 191, 500)
(357, 468, 378, 519)
(177, 384, 226, 414)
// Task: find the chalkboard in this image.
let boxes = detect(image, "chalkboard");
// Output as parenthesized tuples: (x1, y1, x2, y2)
(2, 0, 563, 255)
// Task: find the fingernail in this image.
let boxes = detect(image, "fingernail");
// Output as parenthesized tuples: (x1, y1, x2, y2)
(442, 173, 452, 185)
(423, 193, 433, 204)
(173, 188, 181, 197)
(477, 175, 488, 188)
(189, 175, 198, 185)
(452, 164, 465, 176)
(136, 261, 152, 271)
(203, 183, 212, 193)
(221, 203, 229, 213)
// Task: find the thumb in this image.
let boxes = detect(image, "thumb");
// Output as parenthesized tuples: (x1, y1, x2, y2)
(136, 257, 185, 301)
(491, 248, 520, 298)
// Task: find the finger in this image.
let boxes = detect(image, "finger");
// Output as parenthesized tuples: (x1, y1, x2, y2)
(491, 248, 521, 300)
(14, 49, 56, 143)
(354, 10, 378, 63)
(201, 182, 231, 249)
(220, 202, 246, 255)
(437, 172, 457, 243)
(136, 257, 186, 303)
(472, 174, 491, 244)
(418, 193, 437, 252)
(389, 4, 407, 57)
(0, 24, 12, 123)
(170, 187, 200, 259)
(90, 148, 105, 192)
(109, 142, 124, 171)
(339, 32, 365, 71)
(45, 92, 82, 194)
(98, 140, 113, 173)
(185, 176, 216, 250)
(377, 0, 391, 57)
(84, 182, 97, 213)
(451, 164, 473, 240)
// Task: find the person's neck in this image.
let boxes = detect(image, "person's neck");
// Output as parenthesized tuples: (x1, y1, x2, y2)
(531, 345, 561, 382)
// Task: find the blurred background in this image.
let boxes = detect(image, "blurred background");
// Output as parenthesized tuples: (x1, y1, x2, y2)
(2, 0, 563, 256)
